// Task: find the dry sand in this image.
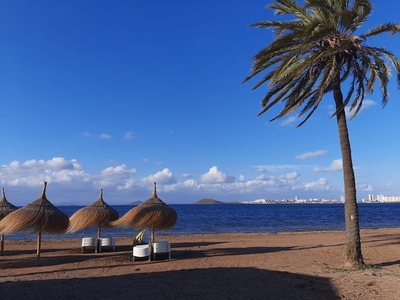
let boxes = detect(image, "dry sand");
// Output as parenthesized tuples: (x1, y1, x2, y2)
(1, 228, 400, 300)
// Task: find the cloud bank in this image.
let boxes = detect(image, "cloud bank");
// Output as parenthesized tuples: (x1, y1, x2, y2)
(0, 157, 357, 205)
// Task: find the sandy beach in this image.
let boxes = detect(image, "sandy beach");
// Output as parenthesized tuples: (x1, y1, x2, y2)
(1, 228, 400, 300)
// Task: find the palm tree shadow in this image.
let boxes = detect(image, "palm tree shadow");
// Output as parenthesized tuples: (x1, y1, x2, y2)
(0, 253, 117, 269)
(376, 259, 400, 267)
(173, 246, 295, 259)
(2, 247, 73, 256)
(171, 241, 224, 248)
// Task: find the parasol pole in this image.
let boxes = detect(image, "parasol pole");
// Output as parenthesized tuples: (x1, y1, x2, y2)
(97, 189, 103, 253)
(37, 230, 42, 266)
(97, 226, 101, 253)
(151, 226, 155, 260)
(1, 234, 4, 255)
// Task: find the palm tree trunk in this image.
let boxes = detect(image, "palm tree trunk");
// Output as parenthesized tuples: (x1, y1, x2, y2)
(333, 80, 364, 267)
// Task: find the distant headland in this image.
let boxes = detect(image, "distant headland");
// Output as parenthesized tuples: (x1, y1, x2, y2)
(194, 198, 226, 204)
(194, 198, 241, 204)
(128, 200, 142, 206)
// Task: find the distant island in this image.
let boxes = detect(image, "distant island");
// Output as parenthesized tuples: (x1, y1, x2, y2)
(194, 198, 228, 204)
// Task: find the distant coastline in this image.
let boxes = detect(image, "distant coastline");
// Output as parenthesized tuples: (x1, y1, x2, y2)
(193, 197, 400, 205)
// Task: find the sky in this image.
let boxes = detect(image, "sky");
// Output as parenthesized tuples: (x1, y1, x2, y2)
(1, 0, 399, 205)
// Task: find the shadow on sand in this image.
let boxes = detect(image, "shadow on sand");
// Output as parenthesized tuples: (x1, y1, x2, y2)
(0, 266, 340, 300)
(0, 240, 341, 299)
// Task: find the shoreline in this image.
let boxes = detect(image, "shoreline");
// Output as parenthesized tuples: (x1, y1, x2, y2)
(3, 226, 400, 241)
(1, 228, 400, 299)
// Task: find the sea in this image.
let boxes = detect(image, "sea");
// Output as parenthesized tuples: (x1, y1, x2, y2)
(5, 203, 400, 240)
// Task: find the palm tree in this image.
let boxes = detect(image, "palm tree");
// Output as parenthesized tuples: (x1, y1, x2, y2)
(243, 0, 400, 267)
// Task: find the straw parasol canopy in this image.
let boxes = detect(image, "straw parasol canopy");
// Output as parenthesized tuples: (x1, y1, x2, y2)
(0, 181, 69, 264)
(112, 182, 177, 243)
(68, 189, 119, 252)
(0, 188, 17, 255)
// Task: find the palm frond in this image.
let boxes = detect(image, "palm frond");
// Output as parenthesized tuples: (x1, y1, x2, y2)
(244, 0, 400, 126)
(360, 23, 400, 38)
(269, 0, 312, 23)
(349, 0, 372, 30)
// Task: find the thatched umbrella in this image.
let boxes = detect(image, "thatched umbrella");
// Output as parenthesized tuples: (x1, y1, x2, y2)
(68, 189, 119, 252)
(0, 188, 18, 255)
(112, 182, 177, 245)
(0, 182, 69, 265)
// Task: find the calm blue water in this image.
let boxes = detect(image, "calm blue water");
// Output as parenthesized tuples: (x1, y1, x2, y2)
(6, 203, 400, 240)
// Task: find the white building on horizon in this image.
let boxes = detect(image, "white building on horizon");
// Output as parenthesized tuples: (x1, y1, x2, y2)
(374, 194, 400, 203)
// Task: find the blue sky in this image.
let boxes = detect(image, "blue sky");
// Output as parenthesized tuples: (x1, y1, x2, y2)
(1, 1, 399, 205)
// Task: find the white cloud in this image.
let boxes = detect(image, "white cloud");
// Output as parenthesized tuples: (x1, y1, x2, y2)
(124, 131, 134, 140)
(284, 172, 300, 180)
(155, 161, 163, 166)
(254, 165, 298, 172)
(314, 159, 342, 172)
(302, 178, 331, 190)
(387, 181, 394, 187)
(295, 150, 329, 160)
(143, 168, 177, 185)
(329, 99, 376, 118)
(289, 177, 336, 195)
(280, 116, 297, 126)
(101, 164, 136, 176)
(0, 157, 89, 187)
(346, 99, 376, 117)
(82, 132, 90, 137)
(142, 158, 149, 162)
(182, 173, 192, 178)
(361, 99, 376, 108)
(100, 133, 111, 139)
(20, 157, 80, 170)
(200, 166, 235, 183)
(358, 183, 373, 192)
(255, 174, 268, 181)
(94, 164, 137, 189)
(255, 172, 300, 187)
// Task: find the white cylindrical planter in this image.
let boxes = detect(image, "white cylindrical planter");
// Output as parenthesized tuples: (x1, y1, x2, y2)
(133, 244, 150, 261)
(153, 240, 171, 260)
